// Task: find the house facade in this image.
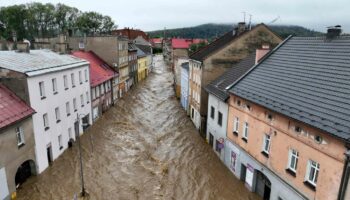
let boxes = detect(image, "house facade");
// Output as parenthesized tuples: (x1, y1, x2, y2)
(174, 58, 189, 98)
(117, 36, 129, 96)
(180, 62, 189, 112)
(128, 42, 138, 87)
(226, 32, 350, 200)
(189, 22, 282, 136)
(0, 49, 92, 173)
(135, 44, 153, 73)
(0, 84, 36, 200)
(136, 46, 148, 82)
(71, 51, 116, 121)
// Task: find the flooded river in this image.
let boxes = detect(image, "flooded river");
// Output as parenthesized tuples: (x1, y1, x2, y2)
(17, 55, 258, 200)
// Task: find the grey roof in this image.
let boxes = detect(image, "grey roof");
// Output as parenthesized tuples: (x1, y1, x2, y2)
(205, 52, 256, 101)
(135, 45, 147, 58)
(135, 44, 152, 55)
(128, 43, 137, 52)
(229, 36, 350, 141)
(181, 62, 189, 70)
(0, 49, 88, 76)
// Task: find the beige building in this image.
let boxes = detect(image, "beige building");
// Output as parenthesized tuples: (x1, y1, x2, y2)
(0, 84, 36, 200)
(189, 23, 282, 136)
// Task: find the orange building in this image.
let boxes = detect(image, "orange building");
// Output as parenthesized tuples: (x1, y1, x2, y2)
(225, 28, 350, 200)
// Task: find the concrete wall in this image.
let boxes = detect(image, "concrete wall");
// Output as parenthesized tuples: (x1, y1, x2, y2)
(27, 64, 92, 173)
(226, 94, 346, 200)
(0, 117, 36, 199)
(206, 94, 228, 161)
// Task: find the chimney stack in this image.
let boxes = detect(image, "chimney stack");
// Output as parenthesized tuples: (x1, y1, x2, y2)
(255, 44, 270, 64)
(17, 41, 30, 53)
(327, 25, 342, 39)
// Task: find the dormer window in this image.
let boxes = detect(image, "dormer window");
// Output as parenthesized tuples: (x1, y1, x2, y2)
(267, 113, 273, 121)
(237, 100, 241, 106)
(314, 135, 323, 144)
(246, 104, 251, 111)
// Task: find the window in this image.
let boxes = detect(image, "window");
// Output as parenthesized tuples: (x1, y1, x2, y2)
(218, 112, 223, 126)
(191, 108, 194, 119)
(86, 92, 89, 104)
(262, 134, 271, 156)
(210, 106, 215, 119)
(58, 135, 63, 150)
(101, 84, 104, 95)
(43, 113, 49, 130)
(39, 81, 46, 99)
(64, 75, 68, 89)
(96, 86, 100, 97)
(80, 94, 84, 107)
(288, 149, 299, 173)
(79, 71, 82, 84)
(73, 98, 77, 111)
(68, 127, 72, 139)
(66, 102, 70, 116)
(243, 122, 249, 141)
(84, 69, 88, 82)
(315, 135, 323, 144)
(92, 88, 96, 100)
(55, 107, 61, 123)
(52, 78, 58, 94)
(305, 160, 320, 187)
(15, 127, 25, 147)
(71, 73, 75, 87)
(233, 117, 239, 134)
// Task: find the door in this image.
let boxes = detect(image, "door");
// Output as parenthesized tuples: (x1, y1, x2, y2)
(74, 121, 79, 137)
(256, 171, 271, 200)
(209, 133, 214, 148)
(46, 145, 53, 164)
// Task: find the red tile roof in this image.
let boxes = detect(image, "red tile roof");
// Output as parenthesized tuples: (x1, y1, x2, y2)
(150, 38, 162, 44)
(0, 84, 35, 129)
(171, 38, 207, 49)
(71, 51, 116, 87)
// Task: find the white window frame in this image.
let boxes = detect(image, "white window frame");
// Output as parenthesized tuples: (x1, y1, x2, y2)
(262, 134, 271, 154)
(92, 87, 96, 100)
(243, 122, 249, 139)
(84, 69, 88, 82)
(58, 134, 63, 149)
(39, 81, 45, 98)
(86, 91, 89, 104)
(79, 71, 83, 84)
(217, 111, 223, 126)
(234, 117, 239, 133)
(71, 73, 75, 87)
(68, 127, 72, 139)
(287, 149, 299, 172)
(43, 113, 49, 129)
(305, 160, 320, 186)
(15, 127, 25, 146)
(73, 98, 77, 111)
(80, 94, 84, 107)
(55, 107, 61, 122)
(210, 106, 215, 119)
(66, 102, 70, 116)
(52, 78, 57, 94)
(64, 75, 68, 89)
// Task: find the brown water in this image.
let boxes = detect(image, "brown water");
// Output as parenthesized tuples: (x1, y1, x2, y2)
(17, 55, 259, 200)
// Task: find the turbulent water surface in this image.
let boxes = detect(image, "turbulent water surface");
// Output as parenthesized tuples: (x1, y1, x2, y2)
(17, 55, 259, 200)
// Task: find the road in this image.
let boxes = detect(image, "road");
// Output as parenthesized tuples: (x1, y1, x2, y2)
(17, 55, 258, 200)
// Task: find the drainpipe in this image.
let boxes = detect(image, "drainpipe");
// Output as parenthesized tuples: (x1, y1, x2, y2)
(338, 145, 350, 200)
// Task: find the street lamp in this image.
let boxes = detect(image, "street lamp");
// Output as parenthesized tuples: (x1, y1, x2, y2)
(76, 113, 89, 197)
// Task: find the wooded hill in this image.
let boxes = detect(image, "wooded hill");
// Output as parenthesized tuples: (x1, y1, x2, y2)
(148, 23, 324, 39)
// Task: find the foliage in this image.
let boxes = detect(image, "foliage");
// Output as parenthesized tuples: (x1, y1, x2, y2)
(189, 41, 207, 53)
(0, 2, 116, 40)
(148, 23, 324, 40)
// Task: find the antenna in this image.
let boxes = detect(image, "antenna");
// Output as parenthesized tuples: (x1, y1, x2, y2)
(242, 11, 246, 23)
(248, 14, 252, 30)
(268, 16, 280, 24)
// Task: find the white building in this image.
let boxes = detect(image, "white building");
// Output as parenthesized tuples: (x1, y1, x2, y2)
(180, 62, 189, 112)
(0, 49, 92, 173)
(204, 52, 257, 161)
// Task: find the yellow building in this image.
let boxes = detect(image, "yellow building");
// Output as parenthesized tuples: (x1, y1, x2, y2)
(137, 56, 148, 82)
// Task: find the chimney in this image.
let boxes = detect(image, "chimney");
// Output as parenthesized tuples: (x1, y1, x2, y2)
(255, 44, 270, 64)
(326, 25, 342, 39)
(17, 41, 30, 53)
(235, 22, 246, 35)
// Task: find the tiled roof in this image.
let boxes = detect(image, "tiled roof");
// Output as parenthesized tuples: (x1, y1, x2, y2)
(190, 24, 272, 61)
(128, 43, 137, 52)
(229, 36, 350, 141)
(0, 84, 35, 129)
(135, 45, 147, 58)
(0, 49, 88, 77)
(171, 38, 206, 49)
(150, 38, 162, 44)
(135, 44, 152, 55)
(71, 51, 116, 87)
(205, 52, 256, 101)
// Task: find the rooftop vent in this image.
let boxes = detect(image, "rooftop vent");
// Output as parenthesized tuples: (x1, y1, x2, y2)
(326, 25, 342, 39)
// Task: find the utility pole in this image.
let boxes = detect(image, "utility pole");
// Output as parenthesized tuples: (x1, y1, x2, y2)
(76, 113, 86, 197)
(248, 14, 253, 30)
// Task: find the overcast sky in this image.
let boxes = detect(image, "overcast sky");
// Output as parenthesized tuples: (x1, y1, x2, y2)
(2, 0, 350, 32)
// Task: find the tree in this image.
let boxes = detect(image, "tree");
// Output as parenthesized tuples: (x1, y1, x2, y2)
(189, 42, 207, 53)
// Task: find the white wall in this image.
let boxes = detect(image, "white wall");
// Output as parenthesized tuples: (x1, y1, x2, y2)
(0, 167, 9, 200)
(180, 67, 189, 111)
(27, 64, 92, 173)
(206, 94, 228, 161)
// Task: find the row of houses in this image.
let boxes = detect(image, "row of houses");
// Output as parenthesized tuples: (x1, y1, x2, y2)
(176, 22, 350, 200)
(0, 29, 153, 200)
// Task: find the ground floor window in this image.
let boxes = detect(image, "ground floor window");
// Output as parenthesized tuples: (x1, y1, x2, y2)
(305, 160, 319, 187)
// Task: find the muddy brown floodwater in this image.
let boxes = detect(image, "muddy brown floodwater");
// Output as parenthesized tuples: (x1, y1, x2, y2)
(17, 55, 259, 200)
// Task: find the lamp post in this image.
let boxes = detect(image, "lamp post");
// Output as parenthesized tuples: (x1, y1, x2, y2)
(76, 113, 88, 197)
